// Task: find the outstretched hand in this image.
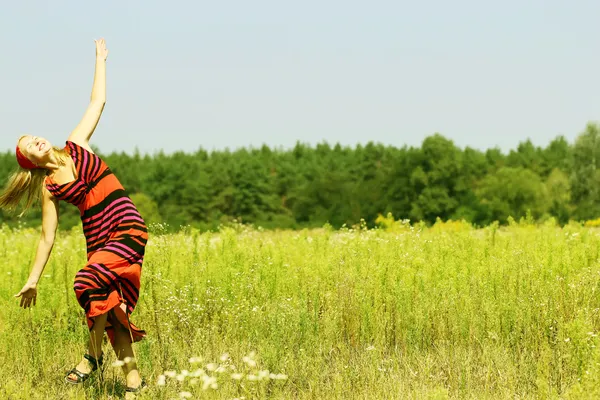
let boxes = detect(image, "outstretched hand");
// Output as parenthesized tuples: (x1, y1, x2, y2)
(15, 282, 37, 309)
(95, 38, 108, 61)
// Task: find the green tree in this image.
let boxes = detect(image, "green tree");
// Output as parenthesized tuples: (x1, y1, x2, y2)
(476, 167, 548, 224)
(570, 123, 600, 220)
(130, 192, 162, 225)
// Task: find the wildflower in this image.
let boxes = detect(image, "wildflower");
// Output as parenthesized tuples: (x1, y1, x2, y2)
(179, 392, 192, 399)
(231, 373, 244, 380)
(366, 345, 376, 351)
(258, 370, 270, 380)
(189, 357, 203, 364)
(112, 360, 125, 368)
(164, 370, 177, 378)
(157, 375, 166, 386)
(220, 353, 230, 362)
(242, 356, 257, 368)
(202, 376, 217, 390)
(206, 363, 217, 371)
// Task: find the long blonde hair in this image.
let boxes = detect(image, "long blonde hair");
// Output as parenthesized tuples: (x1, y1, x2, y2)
(0, 145, 70, 216)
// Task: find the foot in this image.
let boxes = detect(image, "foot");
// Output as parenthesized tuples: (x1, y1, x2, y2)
(125, 378, 147, 399)
(65, 354, 103, 384)
(126, 370, 143, 390)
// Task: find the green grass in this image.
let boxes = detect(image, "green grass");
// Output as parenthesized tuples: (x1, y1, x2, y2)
(2, 220, 600, 399)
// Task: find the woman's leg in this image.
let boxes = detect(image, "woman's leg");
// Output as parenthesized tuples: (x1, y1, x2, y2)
(110, 312, 143, 389)
(66, 312, 108, 381)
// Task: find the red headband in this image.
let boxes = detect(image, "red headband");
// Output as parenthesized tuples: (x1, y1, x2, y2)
(16, 146, 40, 170)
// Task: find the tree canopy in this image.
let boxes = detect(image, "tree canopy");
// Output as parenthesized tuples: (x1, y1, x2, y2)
(1, 123, 599, 231)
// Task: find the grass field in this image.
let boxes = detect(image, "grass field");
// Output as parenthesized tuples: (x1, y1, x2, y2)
(2, 219, 600, 399)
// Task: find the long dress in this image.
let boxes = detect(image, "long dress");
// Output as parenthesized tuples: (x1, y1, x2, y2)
(45, 141, 148, 344)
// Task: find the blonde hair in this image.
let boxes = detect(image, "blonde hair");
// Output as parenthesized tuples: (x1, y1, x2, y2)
(0, 145, 70, 216)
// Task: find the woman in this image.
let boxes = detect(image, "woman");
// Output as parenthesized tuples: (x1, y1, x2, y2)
(0, 39, 147, 396)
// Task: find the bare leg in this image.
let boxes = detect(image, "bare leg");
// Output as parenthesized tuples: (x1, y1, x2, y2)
(110, 312, 143, 390)
(66, 312, 108, 381)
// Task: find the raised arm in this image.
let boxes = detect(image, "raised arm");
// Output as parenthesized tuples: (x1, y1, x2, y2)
(68, 38, 109, 154)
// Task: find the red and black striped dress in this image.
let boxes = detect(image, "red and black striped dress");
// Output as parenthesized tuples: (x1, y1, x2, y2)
(45, 141, 148, 344)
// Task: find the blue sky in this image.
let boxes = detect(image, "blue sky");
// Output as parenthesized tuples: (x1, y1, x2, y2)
(1, 0, 599, 154)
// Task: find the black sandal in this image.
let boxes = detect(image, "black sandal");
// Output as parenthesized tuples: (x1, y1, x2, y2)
(64, 353, 104, 385)
(125, 380, 147, 394)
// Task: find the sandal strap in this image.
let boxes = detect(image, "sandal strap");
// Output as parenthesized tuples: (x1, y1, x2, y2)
(66, 367, 89, 383)
(83, 353, 103, 370)
(126, 381, 147, 393)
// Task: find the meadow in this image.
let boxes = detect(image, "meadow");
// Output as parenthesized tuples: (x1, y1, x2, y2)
(2, 219, 600, 399)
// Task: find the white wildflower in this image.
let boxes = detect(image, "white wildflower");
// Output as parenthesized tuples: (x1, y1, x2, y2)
(242, 357, 257, 368)
(206, 363, 217, 371)
(164, 370, 177, 378)
(258, 370, 270, 380)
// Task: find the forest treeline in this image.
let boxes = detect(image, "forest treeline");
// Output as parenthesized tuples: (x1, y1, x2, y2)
(3, 123, 600, 231)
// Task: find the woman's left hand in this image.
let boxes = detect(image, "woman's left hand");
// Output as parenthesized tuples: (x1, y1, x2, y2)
(95, 38, 108, 61)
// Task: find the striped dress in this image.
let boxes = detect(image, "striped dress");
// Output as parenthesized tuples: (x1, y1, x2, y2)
(45, 141, 148, 344)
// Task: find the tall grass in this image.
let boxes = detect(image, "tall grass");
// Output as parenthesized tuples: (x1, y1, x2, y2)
(2, 219, 600, 399)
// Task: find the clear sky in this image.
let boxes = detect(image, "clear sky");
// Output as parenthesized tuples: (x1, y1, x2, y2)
(1, 0, 599, 155)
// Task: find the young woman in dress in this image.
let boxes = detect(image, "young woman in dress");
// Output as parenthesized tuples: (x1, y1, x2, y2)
(1, 39, 148, 396)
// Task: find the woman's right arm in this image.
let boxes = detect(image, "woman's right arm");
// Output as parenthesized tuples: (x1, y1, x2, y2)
(15, 189, 59, 308)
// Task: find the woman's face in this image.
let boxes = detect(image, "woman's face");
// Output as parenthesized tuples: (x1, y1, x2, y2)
(17, 135, 53, 165)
